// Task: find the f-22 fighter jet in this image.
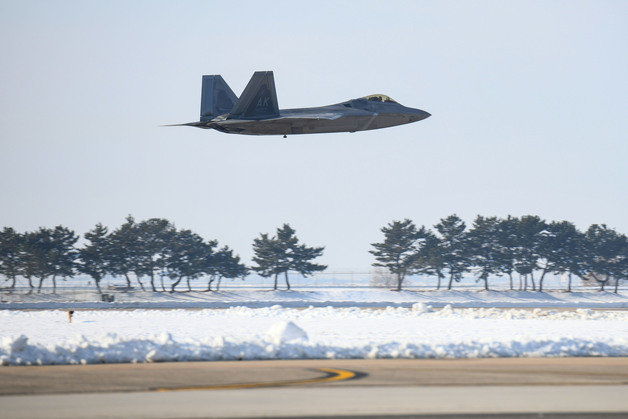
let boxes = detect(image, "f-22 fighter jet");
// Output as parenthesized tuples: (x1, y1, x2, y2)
(173, 71, 430, 137)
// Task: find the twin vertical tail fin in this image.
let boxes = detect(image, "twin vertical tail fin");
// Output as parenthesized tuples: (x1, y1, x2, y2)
(228, 71, 279, 119)
(199, 71, 279, 121)
(200, 75, 239, 121)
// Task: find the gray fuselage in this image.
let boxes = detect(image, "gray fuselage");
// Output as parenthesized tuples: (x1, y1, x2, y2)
(199, 98, 430, 136)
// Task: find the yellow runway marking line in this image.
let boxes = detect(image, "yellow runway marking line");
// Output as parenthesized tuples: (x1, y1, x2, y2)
(155, 368, 357, 392)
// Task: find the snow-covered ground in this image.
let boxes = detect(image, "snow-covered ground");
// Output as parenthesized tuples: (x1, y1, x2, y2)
(1, 306, 626, 365)
(1, 288, 627, 309)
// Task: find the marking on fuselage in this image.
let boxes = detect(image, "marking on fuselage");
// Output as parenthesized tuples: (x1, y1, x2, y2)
(154, 368, 358, 392)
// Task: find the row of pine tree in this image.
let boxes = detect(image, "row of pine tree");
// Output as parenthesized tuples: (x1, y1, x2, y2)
(1, 214, 626, 294)
(370, 215, 627, 293)
(0, 217, 325, 293)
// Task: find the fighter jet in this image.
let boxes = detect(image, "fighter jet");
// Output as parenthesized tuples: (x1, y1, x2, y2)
(171, 71, 430, 137)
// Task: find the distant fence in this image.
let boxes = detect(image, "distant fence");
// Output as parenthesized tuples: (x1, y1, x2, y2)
(1, 270, 624, 295)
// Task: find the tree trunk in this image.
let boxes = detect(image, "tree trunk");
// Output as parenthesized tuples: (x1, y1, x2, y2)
(614, 277, 620, 294)
(123, 273, 131, 289)
(530, 272, 536, 291)
(284, 271, 291, 290)
(436, 274, 441, 290)
(187, 277, 192, 292)
(160, 275, 166, 292)
(447, 272, 454, 290)
(207, 276, 216, 292)
(38, 276, 45, 293)
(567, 273, 572, 293)
(508, 272, 513, 290)
(26, 276, 33, 294)
(483, 275, 489, 291)
(216, 277, 222, 291)
(136, 275, 145, 291)
(538, 269, 547, 292)
(95, 278, 102, 294)
(149, 273, 156, 292)
(601, 275, 608, 291)
(523, 274, 528, 291)
(171, 275, 183, 293)
(52, 275, 57, 294)
(273, 273, 278, 290)
(396, 273, 403, 291)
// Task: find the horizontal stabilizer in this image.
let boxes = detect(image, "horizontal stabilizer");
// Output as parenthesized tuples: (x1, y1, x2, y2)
(161, 121, 211, 128)
(228, 71, 279, 119)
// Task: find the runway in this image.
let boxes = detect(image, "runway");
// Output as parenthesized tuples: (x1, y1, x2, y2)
(1, 358, 627, 418)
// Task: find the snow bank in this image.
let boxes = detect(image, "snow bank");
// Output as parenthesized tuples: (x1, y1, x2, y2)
(1, 307, 626, 365)
(265, 321, 308, 345)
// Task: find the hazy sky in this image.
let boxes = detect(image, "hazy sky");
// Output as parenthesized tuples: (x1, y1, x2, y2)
(1, 1, 626, 271)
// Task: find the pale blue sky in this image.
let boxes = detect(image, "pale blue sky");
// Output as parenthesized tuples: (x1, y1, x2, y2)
(1, 1, 626, 270)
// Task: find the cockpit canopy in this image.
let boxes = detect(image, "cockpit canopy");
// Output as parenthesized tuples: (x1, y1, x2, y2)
(342, 94, 401, 109)
(361, 94, 398, 103)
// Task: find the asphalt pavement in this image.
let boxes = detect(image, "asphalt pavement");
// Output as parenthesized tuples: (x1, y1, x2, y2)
(1, 358, 627, 418)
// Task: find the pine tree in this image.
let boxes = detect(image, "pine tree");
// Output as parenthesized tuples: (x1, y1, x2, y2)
(468, 216, 502, 291)
(370, 219, 421, 291)
(24, 227, 55, 293)
(252, 233, 281, 289)
(536, 221, 580, 292)
(23, 226, 78, 293)
(434, 214, 470, 290)
(278, 224, 326, 290)
(134, 218, 176, 292)
(210, 246, 248, 291)
(0, 227, 22, 290)
(275, 224, 299, 289)
(584, 224, 625, 291)
(108, 216, 141, 290)
(166, 229, 206, 293)
(18, 231, 37, 293)
(614, 236, 627, 294)
(77, 223, 109, 293)
(496, 216, 519, 290)
(198, 239, 218, 291)
(292, 242, 326, 282)
(513, 215, 546, 291)
(252, 224, 325, 290)
(48, 226, 79, 292)
(415, 230, 446, 290)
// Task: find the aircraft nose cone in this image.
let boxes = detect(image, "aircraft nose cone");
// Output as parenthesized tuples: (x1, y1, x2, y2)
(408, 108, 431, 122)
